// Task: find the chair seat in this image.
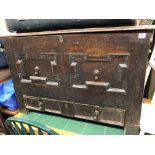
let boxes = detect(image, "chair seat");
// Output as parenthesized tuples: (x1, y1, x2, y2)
(5, 111, 124, 135)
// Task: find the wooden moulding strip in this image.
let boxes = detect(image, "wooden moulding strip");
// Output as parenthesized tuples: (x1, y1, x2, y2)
(1, 25, 155, 38)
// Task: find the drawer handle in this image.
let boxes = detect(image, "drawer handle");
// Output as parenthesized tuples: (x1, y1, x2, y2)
(39, 101, 44, 110)
(34, 66, 40, 76)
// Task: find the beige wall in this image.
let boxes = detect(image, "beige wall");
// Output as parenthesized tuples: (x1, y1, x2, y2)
(0, 19, 11, 36)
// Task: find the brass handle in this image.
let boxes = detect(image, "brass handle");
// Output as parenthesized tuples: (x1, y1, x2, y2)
(39, 101, 44, 110)
(34, 66, 40, 76)
(93, 110, 99, 120)
(94, 69, 100, 80)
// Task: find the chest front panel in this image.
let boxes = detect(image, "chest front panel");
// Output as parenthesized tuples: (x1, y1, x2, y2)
(4, 32, 152, 128)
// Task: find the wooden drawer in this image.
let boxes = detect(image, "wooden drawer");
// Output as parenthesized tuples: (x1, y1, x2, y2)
(23, 95, 125, 126)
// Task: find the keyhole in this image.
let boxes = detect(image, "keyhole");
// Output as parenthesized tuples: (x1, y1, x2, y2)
(65, 103, 68, 108)
(59, 35, 63, 43)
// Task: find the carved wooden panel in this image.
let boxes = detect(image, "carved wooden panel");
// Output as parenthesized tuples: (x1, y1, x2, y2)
(15, 52, 129, 95)
(15, 53, 60, 86)
(70, 53, 129, 94)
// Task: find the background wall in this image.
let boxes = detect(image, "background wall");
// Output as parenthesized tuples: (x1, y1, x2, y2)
(0, 19, 11, 36)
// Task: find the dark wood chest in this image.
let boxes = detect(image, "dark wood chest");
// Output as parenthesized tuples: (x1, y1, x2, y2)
(2, 26, 154, 134)
(0, 113, 7, 134)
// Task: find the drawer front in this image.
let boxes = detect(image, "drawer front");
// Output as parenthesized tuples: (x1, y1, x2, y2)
(23, 95, 125, 126)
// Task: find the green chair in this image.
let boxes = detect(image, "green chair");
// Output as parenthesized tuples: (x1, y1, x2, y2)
(5, 116, 58, 135)
(5, 111, 124, 135)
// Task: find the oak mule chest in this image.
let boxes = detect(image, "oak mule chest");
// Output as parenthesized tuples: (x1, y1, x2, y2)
(2, 26, 154, 134)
